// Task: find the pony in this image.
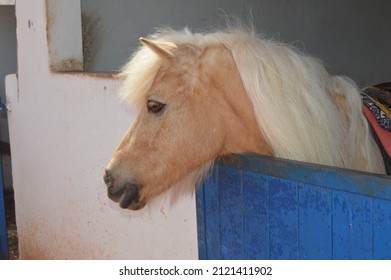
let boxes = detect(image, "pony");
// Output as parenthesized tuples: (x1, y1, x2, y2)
(103, 26, 385, 210)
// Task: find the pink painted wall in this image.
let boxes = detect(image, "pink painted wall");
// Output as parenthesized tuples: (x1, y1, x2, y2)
(6, 0, 198, 259)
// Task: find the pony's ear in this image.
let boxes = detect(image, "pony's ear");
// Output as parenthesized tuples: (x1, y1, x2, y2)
(139, 37, 177, 62)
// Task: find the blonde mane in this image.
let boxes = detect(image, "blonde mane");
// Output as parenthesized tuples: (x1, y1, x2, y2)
(119, 26, 384, 175)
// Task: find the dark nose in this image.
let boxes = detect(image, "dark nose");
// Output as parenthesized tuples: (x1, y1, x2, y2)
(103, 169, 114, 188)
(104, 169, 122, 199)
(103, 169, 145, 210)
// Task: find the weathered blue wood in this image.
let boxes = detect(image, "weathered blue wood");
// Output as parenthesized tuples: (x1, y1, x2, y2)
(298, 184, 332, 259)
(195, 181, 207, 259)
(0, 155, 9, 260)
(373, 199, 391, 259)
(242, 172, 269, 259)
(269, 178, 299, 259)
(332, 191, 373, 259)
(218, 166, 244, 259)
(196, 167, 220, 260)
(229, 154, 391, 200)
(196, 154, 391, 260)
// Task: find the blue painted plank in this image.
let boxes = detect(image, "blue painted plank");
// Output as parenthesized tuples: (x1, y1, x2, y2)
(298, 184, 332, 259)
(332, 191, 373, 259)
(373, 199, 391, 259)
(0, 163, 8, 260)
(221, 154, 391, 201)
(195, 185, 207, 260)
(218, 165, 244, 259)
(269, 177, 299, 259)
(242, 171, 269, 259)
(197, 166, 221, 260)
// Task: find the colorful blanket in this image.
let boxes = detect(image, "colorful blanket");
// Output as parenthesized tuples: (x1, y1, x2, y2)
(361, 84, 391, 175)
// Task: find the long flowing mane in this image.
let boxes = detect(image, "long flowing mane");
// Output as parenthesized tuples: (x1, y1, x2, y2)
(119, 26, 384, 177)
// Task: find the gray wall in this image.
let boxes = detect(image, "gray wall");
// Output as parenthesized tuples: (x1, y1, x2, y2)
(0, 5, 16, 191)
(81, 0, 391, 86)
(0, 5, 16, 143)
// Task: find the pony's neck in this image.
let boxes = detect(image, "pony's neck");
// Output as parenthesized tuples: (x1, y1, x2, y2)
(199, 44, 274, 157)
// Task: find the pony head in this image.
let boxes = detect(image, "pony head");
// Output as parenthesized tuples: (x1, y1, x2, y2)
(103, 30, 273, 210)
(104, 27, 385, 210)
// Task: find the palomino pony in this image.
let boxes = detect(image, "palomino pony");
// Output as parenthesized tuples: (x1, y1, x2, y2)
(104, 27, 385, 210)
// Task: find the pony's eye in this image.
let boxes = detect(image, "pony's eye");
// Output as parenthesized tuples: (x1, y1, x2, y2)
(147, 100, 166, 114)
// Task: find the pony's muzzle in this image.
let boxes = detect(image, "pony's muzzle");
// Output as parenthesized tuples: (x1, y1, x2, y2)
(103, 170, 146, 210)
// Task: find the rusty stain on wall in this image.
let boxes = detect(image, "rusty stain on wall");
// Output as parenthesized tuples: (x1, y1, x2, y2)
(50, 58, 84, 72)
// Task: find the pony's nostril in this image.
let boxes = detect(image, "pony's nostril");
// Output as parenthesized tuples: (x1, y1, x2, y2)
(103, 170, 114, 187)
(119, 184, 141, 209)
(103, 169, 144, 210)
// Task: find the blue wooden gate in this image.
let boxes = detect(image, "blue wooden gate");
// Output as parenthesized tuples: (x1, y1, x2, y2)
(196, 154, 391, 260)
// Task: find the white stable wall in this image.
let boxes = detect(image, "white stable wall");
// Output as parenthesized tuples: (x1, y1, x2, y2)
(6, 0, 198, 259)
